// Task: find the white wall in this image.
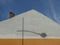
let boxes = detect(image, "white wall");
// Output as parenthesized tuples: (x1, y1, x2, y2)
(0, 9, 60, 38)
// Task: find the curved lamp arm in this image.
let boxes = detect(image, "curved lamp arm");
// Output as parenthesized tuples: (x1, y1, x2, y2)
(17, 30, 47, 38)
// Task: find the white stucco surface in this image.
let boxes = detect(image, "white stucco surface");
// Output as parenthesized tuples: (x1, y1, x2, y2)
(0, 9, 60, 38)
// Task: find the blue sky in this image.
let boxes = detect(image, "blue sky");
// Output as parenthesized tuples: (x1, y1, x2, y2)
(0, 0, 60, 24)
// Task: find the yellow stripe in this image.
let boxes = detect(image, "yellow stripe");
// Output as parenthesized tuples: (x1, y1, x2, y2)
(0, 39, 60, 45)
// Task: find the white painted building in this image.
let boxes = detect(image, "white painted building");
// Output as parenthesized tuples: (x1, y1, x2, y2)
(0, 9, 60, 38)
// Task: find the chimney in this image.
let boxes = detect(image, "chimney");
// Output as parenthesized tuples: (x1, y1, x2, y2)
(9, 11, 15, 18)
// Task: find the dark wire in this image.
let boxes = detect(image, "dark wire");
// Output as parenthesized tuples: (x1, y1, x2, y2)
(22, 17, 24, 45)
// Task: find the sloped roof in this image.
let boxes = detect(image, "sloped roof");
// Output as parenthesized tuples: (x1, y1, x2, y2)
(0, 9, 60, 38)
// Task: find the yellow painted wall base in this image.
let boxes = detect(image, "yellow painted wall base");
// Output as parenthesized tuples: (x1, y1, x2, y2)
(0, 39, 60, 45)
